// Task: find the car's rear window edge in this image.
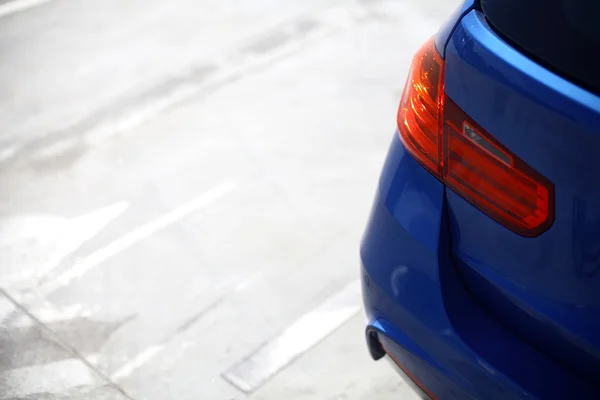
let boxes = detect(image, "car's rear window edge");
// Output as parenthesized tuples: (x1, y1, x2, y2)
(478, 0, 600, 98)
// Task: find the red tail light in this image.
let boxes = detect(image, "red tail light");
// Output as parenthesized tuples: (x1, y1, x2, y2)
(397, 39, 445, 176)
(397, 38, 554, 237)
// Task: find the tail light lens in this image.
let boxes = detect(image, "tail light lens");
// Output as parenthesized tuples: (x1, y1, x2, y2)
(397, 40, 445, 176)
(397, 38, 554, 237)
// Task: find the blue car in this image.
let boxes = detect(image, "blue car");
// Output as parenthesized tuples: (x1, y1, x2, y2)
(360, 0, 600, 398)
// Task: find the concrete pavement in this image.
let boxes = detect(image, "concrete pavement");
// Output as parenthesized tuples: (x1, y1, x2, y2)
(0, 0, 459, 398)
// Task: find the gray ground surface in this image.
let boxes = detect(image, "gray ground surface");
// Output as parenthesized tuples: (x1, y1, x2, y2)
(0, 0, 459, 398)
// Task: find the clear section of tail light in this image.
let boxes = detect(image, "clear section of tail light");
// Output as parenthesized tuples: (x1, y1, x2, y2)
(396, 38, 554, 237)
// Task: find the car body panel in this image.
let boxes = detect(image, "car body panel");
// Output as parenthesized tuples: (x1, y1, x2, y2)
(361, 4, 600, 397)
(444, 10, 600, 383)
(433, 0, 474, 57)
(361, 135, 600, 399)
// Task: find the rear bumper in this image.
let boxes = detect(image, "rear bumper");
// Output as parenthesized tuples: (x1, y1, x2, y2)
(360, 133, 598, 399)
(365, 323, 435, 400)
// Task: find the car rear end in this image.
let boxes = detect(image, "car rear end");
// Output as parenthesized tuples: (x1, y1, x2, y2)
(361, 1, 600, 398)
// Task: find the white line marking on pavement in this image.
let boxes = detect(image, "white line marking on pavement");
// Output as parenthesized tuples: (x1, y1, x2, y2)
(38, 182, 236, 295)
(1, 202, 129, 289)
(222, 279, 361, 393)
(12, 303, 99, 327)
(111, 344, 165, 381)
(0, 358, 95, 399)
(0, 144, 19, 163)
(0, 0, 55, 20)
(107, 269, 264, 381)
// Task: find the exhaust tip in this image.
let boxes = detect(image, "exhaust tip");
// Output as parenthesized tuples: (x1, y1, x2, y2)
(365, 327, 386, 360)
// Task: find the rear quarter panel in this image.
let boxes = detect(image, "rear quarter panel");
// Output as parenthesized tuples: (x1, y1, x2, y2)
(443, 9, 600, 383)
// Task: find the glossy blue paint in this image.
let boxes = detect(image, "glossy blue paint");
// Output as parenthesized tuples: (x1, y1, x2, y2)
(361, 134, 598, 399)
(444, 10, 600, 384)
(362, 2, 600, 396)
(433, 0, 474, 57)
